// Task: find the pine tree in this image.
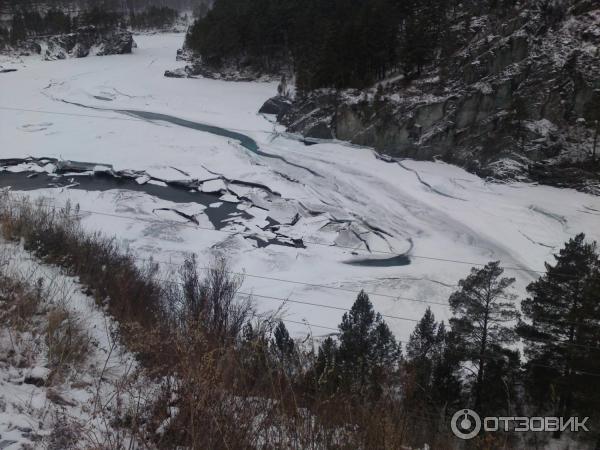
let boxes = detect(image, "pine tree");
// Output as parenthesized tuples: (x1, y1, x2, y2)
(584, 90, 600, 161)
(406, 311, 462, 412)
(430, 322, 463, 414)
(271, 320, 295, 361)
(407, 307, 437, 360)
(519, 234, 600, 436)
(336, 290, 400, 399)
(185, 0, 409, 90)
(403, 308, 439, 450)
(449, 261, 520, 414)
(404, 309, 462, 447)
(406, 307, 438, 390)
(370, 319, 402, 383)
(10, 13, 27, 44)
(337, 290, 376, 395)
(314, 336, 339, 395)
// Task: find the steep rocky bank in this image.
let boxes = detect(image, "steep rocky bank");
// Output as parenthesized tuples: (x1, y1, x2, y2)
(13, 26, 134, 60)
(164, 48, 288, 81)
(267, 1, 600, 193)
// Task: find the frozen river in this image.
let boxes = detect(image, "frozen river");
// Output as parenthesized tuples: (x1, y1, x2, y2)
(2, 33, 600, 340)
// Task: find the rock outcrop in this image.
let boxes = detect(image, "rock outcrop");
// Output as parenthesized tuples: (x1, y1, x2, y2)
(258, 96, 292, 116)
(19, 26, 134, 60)
(271, 0, 600, 193)
(165, 48, 291, 82)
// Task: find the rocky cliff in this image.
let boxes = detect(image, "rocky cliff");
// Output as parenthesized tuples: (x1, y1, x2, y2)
(270, 0, 600, 193)
(11, 26, 134, 60)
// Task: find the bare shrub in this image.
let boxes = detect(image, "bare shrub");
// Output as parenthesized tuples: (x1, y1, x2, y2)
(45, 305, 90, 373)
(168, 254, 252, 345)
(0, 192, 162, 339)
(46, 411, 83, 450)
(0, 274, 45, 332)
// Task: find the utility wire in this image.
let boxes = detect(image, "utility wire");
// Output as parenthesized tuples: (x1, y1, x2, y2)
(4, 195, 598, 328)
(4, 109, 600, 377)
(3, 196, 559, 276)
(154, 275, 600, 352)
(7, 254, 600, 376)
(3, 196, 598, 328)
(0, 105, 279, 136)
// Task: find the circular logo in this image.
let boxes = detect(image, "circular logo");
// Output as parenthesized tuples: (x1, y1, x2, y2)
(451, 409, 481, 440)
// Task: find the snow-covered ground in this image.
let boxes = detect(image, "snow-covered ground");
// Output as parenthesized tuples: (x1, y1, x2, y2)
(1, 33, 600, 341)
(0, 239, 148, 449)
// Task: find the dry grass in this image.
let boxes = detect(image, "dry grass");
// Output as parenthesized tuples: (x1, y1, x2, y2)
(0, 192, 162, 339)
(0, 245, 91, 387)
(46, 304, 90, 372)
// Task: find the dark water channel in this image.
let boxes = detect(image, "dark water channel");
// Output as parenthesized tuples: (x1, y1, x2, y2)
(0, 171, 244, 229)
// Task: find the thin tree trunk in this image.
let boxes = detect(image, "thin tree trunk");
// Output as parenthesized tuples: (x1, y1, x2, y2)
(475, 307, 489, 412)
(593, 120, 598, 161)
(554, 322, 576, 439)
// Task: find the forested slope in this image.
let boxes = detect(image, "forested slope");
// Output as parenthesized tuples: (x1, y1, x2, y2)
(183, 0, 600, 192)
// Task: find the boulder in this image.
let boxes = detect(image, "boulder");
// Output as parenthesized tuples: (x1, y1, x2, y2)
(164, 68, 187, 78)
(259, 96, 292, 116)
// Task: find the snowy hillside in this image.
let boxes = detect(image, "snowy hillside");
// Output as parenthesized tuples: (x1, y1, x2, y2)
(0, 239, 150, 449)
(1, 33, 600, 344)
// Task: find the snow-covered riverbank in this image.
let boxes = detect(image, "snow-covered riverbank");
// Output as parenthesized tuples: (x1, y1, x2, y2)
(0, 238, 149, 449)
(2, 33, 600, 341)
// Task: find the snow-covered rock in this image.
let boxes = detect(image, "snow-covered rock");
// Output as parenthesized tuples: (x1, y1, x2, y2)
(9, 27, 134, 61)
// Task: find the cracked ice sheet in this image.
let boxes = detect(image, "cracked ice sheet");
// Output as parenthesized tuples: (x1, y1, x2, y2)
(2, 33, 600, 341)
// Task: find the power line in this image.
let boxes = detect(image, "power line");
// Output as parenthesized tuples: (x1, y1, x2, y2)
(153, 274, 599, 351)
(236, 291, 419, 323)
(149, 258, 451, 306)
(253, 296, 600, 352)
(9, 246, 585, 331)
(3, 195, 596, 326)
(0, 200, 483, 312)
(2, 196, 597, 327)
(3, 196, 555, 276)
(279, 319, 337, 332)
(154, 275, 422, 322)
(7, 253, 600, 375)
(136, 256, 600, 327)
(0, 105, 277, 137)
(0, 106, 142, 122)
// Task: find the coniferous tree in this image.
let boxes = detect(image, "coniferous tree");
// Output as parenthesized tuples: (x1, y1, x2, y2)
(185, 0, 429, 89)
(270, 321, 296, 379)
(406, 307, 438, 389)
(403, 307, 446, 445)
(44, 9, 72, 34)
(10, 13, 27, 44)
(371, 317, 401, 380)
(405, 309, 462, 439)
(449, 261, 520, 414)
(429, 322, 463, 414)
(314, 336, 339, 395)
(271, 321, 295, 361)
(0, 26, 9, 47)
(311, 291, 401, 400)
(518, 234, 600, 437)
(336, 290, 401, 399)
